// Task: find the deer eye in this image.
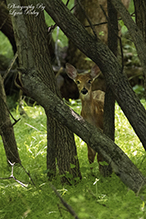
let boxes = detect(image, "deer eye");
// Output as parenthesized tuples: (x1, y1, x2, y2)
(88, 79, 92, 84)
(76, 80, 80, 84)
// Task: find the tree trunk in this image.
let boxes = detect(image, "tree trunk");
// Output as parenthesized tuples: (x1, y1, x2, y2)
(111, 0, 146, 91)
(6, 0, 146, 192)
(15, 72, 146, 193)
(0, 75, 21, 163)
(0, 0, 17, 53)
(100, 0, 118, 176)
(7, 0, 81, 182)
(45, 0, 146, 151)
(133, 0, 146, 43)
(67, 0, 107, 69)
(103, 0, 118, 141)
(67, 0, 130, 69)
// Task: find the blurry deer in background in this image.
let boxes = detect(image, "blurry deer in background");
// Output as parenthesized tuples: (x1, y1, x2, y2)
(66, 63, 111, 176)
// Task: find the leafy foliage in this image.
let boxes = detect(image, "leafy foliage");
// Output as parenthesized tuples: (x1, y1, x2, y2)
(0, 100, 146, 219)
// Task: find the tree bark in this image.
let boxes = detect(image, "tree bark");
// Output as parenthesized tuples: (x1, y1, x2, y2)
(16, 71, 146, 193)
(45, 0, 146, 151)
(0, 0, 17, 53)
(103, 0, 118, 141)
(111, 0, 146, 89)
(7, 0, 81, 182)
(133, 0, 146, 43)
(67, 0, 107, 69)
(0, 75, 21, 163)
(67, 0, 130, 69)
(100, 0, 119, 176)
(5, 0, 146, 192)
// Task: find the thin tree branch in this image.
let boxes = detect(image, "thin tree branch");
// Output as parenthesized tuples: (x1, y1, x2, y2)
(66, 0, 70, 6)
(50, 183, 79, 219)
(20, 163, 35, 186)
(0, 95, 21, 126)
(85, 21, 108, 28)
(85, 12, 135, 28)
(0, 160, 28, 187)
(0, 160, 35, 186)
(3, 52, 18, 81)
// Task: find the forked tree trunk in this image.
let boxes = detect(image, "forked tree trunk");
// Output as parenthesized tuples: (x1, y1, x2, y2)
(0, 75, 21, 163)
(7, 0, 81, 182)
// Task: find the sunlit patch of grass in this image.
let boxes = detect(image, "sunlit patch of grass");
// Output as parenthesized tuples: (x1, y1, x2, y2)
(115, 102, 145, 170)
(70, 99, 146, 176)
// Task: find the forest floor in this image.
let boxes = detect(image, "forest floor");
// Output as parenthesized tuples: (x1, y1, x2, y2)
(0, 99, 146, 219)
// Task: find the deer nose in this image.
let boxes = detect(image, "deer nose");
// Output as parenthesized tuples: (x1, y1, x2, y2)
(81, 88, 88, 95)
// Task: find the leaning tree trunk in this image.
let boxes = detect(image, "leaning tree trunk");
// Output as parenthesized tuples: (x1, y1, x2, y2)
(45, 0, 146, 151)
(8, 0, 81, 183)
(0, 75, 21, 163)
(14, 71, 146, 193)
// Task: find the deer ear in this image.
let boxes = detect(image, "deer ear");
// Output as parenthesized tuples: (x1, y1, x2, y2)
(66, 63, 77, 80)
(90, 65, 101, 79)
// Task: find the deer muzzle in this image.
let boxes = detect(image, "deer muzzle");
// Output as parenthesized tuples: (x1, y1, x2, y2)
(81, 88, 88, 95)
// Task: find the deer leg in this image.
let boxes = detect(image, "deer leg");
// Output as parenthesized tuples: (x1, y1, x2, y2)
(87, 145, 96, 164)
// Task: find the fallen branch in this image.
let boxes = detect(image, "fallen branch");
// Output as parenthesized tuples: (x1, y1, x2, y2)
(50, 183, 79, 219)
(0, 160, 35, 187)
(0, 160, 27, 187)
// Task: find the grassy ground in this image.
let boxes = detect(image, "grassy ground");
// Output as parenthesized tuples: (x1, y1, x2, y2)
(0, 99, 146, 219)
(1, 1, 146, 218)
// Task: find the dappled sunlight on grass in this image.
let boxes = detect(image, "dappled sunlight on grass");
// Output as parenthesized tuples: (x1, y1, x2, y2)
(115, 103, 145, 166)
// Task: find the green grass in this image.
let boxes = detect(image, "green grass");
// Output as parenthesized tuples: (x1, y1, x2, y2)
(0, 32, 13, 59)
(0, 2, 146, 218)
(0, 100, 146, 219)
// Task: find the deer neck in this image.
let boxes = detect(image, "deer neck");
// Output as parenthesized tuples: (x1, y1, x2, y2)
(81, 92, 94, 122)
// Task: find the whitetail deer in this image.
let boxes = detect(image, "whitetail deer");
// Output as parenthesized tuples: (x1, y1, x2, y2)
(66, 63, 109, 175)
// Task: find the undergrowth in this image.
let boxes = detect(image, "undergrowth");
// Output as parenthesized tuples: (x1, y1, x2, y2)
(0, 99, 146, 219)
(1, 1, 146, 218)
